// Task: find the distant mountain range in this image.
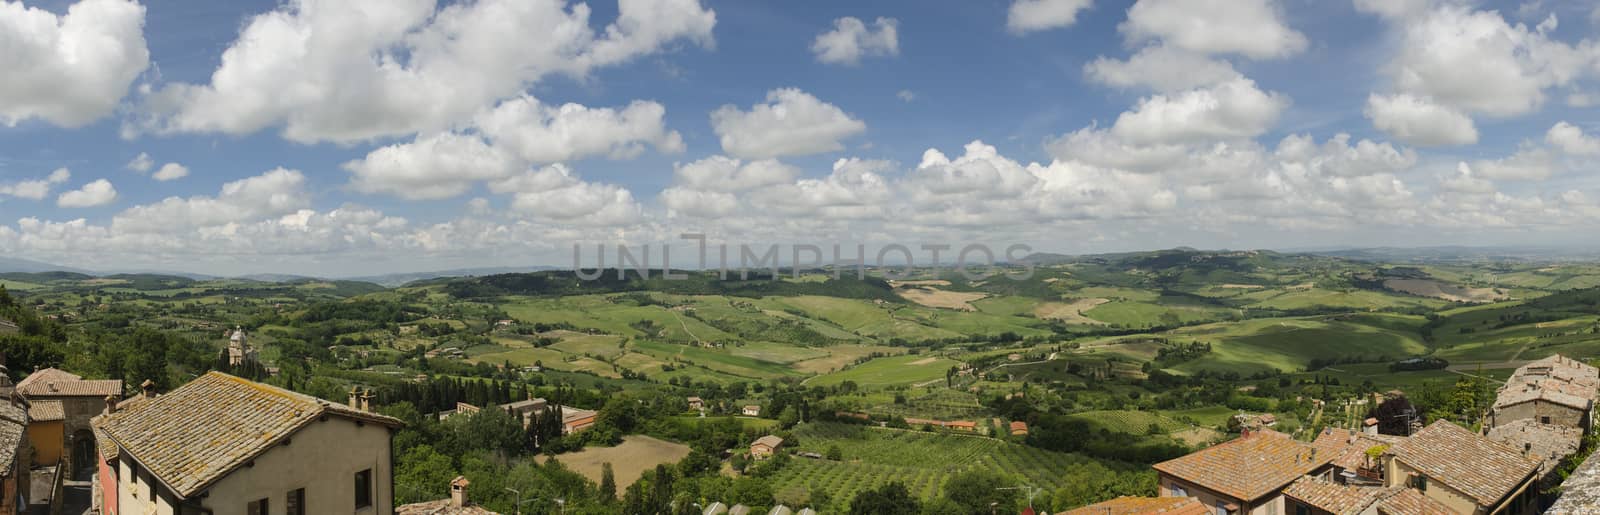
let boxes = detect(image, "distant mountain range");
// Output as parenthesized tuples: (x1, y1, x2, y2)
(8, 246, 1600, 287)
(0, 257, 558, 288)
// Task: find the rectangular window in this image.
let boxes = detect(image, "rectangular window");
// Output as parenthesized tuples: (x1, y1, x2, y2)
(247, 498, 268, 515)
(287, 488, 305, 515)
(355, 469, 373, 510)
(1542, 416, 1551, 424)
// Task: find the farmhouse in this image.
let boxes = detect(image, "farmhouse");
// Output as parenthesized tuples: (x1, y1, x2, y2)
(1060, 496, 1206, 515)
(743, 405, 761, 417)
(1010, 421, 1029, 436)
(1489, 355, 1598, 432)
(750, 435, 784, 459)
(687, 397, 703, 410)
(1153, 429, 1332, 515)
(94, 372, 405, 515)
(563, 408, 598, 434)
(1381, 420, 1540, 515)
(947, 420, 977, 433)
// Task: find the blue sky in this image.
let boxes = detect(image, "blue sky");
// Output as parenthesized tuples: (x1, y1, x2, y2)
(3, 0, 1600, 276)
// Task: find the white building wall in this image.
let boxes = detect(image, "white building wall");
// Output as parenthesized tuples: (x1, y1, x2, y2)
(115, 416, 393, 515)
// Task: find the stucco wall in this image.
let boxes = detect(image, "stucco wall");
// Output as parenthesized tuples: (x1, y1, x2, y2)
(28, 419, 63, 466)
(97, 451, 117, 515)
(1385, 459, 1479, 514)
(115, 416, 393, 515)
(196, 416, 393, 515)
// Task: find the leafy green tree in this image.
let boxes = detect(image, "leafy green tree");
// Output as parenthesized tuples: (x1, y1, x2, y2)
(600, 462, 617, 500)
(394, 445, 456, 505)
(849, 482, 920, 515)
(941, 470, 1016, 514)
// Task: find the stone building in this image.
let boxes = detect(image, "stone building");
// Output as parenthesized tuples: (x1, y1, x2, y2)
(25, 400, 63, 467)
(1488, 355, 1598, 431)
(94, 372, 403, 515)
(0, 370, 31, 515)
(1153, 429, 1333, 515)
(750, 435, 784, 460)
(1281, 477, 1450, 515)
(1485, 355, 1599, 487)
(226, 327, 257, 367)
(15, 368, 122, 477)
(1381, 420, 1540, 515)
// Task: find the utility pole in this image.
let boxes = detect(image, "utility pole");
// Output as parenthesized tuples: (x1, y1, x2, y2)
(997, 485, 1043, 512)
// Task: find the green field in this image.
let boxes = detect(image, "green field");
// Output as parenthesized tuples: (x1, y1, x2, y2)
(768, 422, 1142, 505)
(807, 354, 961, 388)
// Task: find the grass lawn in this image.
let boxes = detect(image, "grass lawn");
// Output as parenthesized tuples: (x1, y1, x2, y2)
(807, 354, 960, 388)
(535, 435, 690, 491)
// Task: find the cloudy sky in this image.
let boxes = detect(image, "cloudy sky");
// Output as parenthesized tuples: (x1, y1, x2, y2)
(4, 0, 1600, 276)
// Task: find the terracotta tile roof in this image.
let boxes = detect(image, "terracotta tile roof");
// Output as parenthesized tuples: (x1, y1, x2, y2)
(1493, 377, 1594, 411)
(95, 371, 403, 499)
(91, 394, 157, 463)
(1312, 428, 1402, 471)
(1153, 429, 1330, 501)
(16, 368, 123, 398)
(1060, 496, 1208, 515)
(1282, 477, 1388, 515)
(1486, 419, 1582, 475)
(27, 399, 64, 421)
(1384, 420, 1539, 507)
(0, 401, 24, 473)
(395, 500, 499, 514)
(1375, 487, 1454, 515)
(753, 435, 784, 449)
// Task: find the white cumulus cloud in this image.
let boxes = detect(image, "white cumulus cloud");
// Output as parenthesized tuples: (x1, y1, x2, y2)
(1364, 93, 1479, 146)
(344, 97, 682, 199)
(710, 88, 867, 159)
(131, 0, 716, 143)
(57, 178, 117, 207)
(811, 16, 899, 65)
(1084, 45, 1241, 92)
(125, 152, 152, 173)
(1111, 79, 1289, 144)
(0, 0, 149, 127)
(1547, 121, 1600, 155)
(152, 163, 189, 181)
(1120, 0, 1306, 59)
(0, 168, 71, 200)
(1006, 0, 1093, 35)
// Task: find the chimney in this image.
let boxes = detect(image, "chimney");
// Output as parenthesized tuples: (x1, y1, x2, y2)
(348, 387, 361, 409)
(141, 379, 157, 399)
(104, 395, 118, 415)
(359, 389, 374, 412)
(450, 476, 470, 508)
